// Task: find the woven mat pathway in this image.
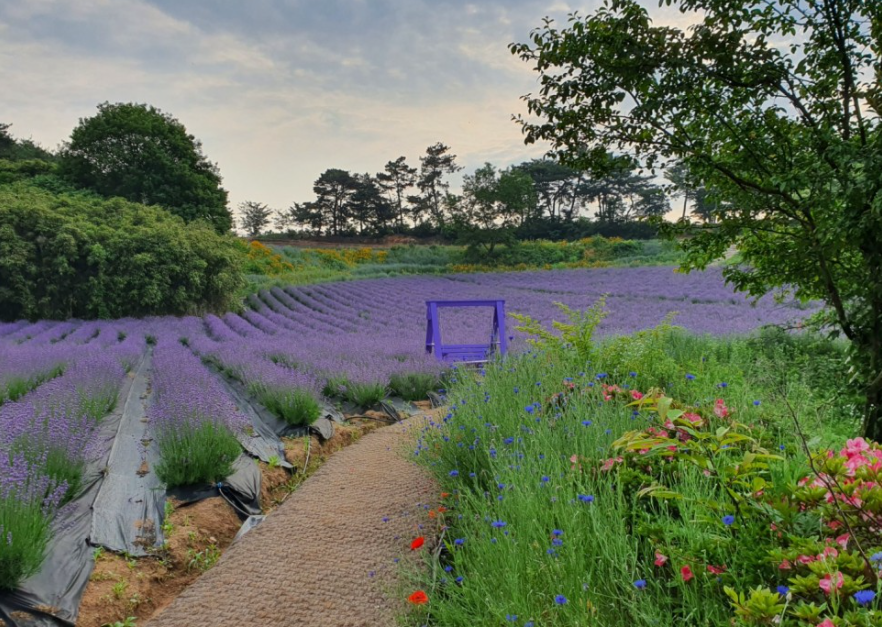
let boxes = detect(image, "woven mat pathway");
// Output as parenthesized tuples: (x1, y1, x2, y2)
(148, 415, 437, 627)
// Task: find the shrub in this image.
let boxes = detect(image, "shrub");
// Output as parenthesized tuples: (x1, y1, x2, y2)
(0, 455, 67, 591)
(389, 372, 441, 401)
(251, 384, 321, 426)
(0, 182, 244, 321)
(154, 420, 241, 488)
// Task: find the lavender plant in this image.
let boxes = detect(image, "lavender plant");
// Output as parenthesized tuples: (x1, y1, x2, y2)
(148, 342, 244, 487)
(0, 453, 68, 590)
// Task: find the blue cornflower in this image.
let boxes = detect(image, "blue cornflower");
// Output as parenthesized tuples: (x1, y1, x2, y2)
(578, 494, 595, 503)
(444, 565, 453, 572)
(722, 515, 735, 526)
(855, 589, 876, 606)
(685, 373, 696, 380)
(753, 400, 761, 406)
(871, 552, 882, 563)
(449, 470, 459, 477)
(629, 371, 637, 377)
(469, 472, 476, 478)
(525, 623, 534, 627)
(634, 579, 647, 590)
(779, 444, 785, 451)
(581, 420, 592, 427)
(718, 382, 728, 388)
(547, 548, 556, 556)
(454, 538, 465, 546)
(505, 615, 518, 623)
(552, 538, 563, 546)
(491, 520, 507, 528)
(525, 405, 535, 414)
(382, 517, 389, 523)
(554, 595, 567, 605)
(455, 576, 463, 584)
(552, 529, 563, 536)
(596, 373, 607, 379)
(776, 585, 789, 596)
(504, 437, 515, 445)
(541, 476, 550, 483)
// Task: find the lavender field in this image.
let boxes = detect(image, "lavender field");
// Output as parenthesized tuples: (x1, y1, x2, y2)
(0, 266, 814, 595)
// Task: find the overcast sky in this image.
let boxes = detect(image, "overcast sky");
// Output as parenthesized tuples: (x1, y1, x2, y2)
(1, 0, 697, 223)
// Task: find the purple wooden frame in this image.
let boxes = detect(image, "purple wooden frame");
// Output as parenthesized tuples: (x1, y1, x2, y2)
(425, 300, 507, 364)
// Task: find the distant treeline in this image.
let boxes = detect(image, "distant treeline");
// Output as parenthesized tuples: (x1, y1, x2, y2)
(239, 146, 715, 245)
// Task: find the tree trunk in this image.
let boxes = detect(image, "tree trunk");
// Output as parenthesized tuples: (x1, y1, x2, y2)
(862, 387, 882, 442)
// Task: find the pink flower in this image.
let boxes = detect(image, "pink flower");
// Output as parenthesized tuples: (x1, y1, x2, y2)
(707, 564, 726, 575)
(570, 454, 579, 464)
(835, 533, 850, 549)
(818, 572, 844, 595)
(797, 554, 816, 565)
(713, 399, 730, 418)
(654, 551, 668, 567)
(600, 457, 623, 472)
(818, 620, 835, 627)
(778, 560, 792, 570)
(844, 437, 870, 457)
(631, 390, 643, 400)
(680, 565, 694, 582)
(819, 546, 838, 560)
(683, 412, 703, 426)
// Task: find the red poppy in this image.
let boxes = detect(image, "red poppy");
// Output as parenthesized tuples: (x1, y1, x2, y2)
(707, 564, 726, 575)
(410, 536, 425, 550)
(437, 506, 447, 513)
(440, 492, 450, 498)
(428, 510, 436, 519)
(681, 565, 694, 582)
(408, 590, 429, 605)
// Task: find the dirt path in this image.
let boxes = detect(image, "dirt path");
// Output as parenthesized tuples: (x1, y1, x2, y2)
(147, 414, 438, 627)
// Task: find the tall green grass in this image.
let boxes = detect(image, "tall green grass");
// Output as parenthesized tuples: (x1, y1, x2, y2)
(404, 329, 852, 626)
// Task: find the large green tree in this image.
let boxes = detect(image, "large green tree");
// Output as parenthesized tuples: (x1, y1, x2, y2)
(455, 163, 538, 253)
(376, 156, 417, 230)
(413, 143, 462, 228)
(511, 0, 882, 436)
(312, 168, 356, 235)
(59, 103, 233, 233)
(0, 183, 243, 320)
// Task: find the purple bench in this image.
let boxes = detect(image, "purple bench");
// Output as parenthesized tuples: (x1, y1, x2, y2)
(425, 300, 507, 364)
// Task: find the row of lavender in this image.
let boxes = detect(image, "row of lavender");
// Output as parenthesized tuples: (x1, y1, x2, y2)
(0, 319, 251, 591)
(0, 331, 143, 589)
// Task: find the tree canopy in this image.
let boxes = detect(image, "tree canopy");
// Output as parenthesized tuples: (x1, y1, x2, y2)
(0, 182, 243, 320)
(59, 102, 233, 233)
(510, 0, 882, 435)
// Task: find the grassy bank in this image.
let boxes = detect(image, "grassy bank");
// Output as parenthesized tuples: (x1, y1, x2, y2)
(237, 238, 687, 294)
(402, 318, 874, 626)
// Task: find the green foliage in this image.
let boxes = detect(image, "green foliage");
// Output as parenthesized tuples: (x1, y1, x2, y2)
(0, 182, 244, 321)
(404, 305, 871, 626)
(510, 296, 607, 364)
(0, 477, 56, 591)
(510, 0, 882, 438)
(154, 421, 241, 488)
(187, 544, 221, 572)
(59, 102, 232, 233)
(598, 313, 681, 388)
(389, 371, 441, 401)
